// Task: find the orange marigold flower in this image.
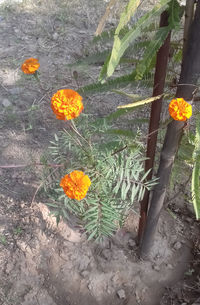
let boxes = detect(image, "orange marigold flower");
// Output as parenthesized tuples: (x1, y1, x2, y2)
(168, 98, 192, 121)
(21, 58, 40, 74)
(51, 89, 83, 120)
(60, 170, 91, 200)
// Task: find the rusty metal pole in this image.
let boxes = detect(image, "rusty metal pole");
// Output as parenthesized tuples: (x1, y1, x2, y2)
(137, 11, 171, 243)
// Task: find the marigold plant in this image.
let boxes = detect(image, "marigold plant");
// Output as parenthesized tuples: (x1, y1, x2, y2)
(60, 170, 91, 200)
(21, 58, 40, 74)
(168, 98, 192, 121)
(51, 89, 83, 120)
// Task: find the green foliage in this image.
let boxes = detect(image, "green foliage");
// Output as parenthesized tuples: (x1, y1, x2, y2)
(73, 1, 182, 97)
(135, 0, 182, 80)
(45, 115, 157, 240)
(136, 27, 171, 80)
(168, 0, 183, 30)
(102, 0, 171, 79)
(191, 115, 200, 219)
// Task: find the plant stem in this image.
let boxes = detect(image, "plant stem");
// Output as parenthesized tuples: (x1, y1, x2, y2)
(183, 0, 195, 59)
(0, 163, 64, 169)
(140, 0, 200, 259)
(33, 72, 49, 91)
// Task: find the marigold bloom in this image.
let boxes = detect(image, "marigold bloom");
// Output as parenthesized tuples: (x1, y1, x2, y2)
(51, 89, 83, 120)
(21, 58, 40, 74)
(60, 171, 91, 200)
(168, 98, 192, 121)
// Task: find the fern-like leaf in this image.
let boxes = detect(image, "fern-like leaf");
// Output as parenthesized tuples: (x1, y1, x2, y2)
(136, 27, 171, 80)
(168, 0, 182, 30)
(68, 50, 110, 69)
(78, 71, 136, 95)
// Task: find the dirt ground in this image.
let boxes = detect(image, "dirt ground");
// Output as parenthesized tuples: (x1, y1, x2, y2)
(0, 0, 200, 305)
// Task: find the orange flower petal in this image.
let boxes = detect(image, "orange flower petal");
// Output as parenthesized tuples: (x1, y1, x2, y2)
(168, 98, 192, 121)
(60, 170, 91, 200)
(21, 58, 40, 74)
(51, 89, 83, 120)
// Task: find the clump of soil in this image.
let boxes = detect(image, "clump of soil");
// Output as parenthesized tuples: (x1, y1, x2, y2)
(0, 196, 198, 305)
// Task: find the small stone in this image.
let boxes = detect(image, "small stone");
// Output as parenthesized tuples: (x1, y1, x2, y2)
(101, 249, 112, 260)
(173, 241, 182, 250)
(52, 32, 59, 40)
(81, 270, 90, 278)
(99, 237, 111, 249)
(2, 98, 12, 107)
(9, 87, 23, 95)
(128, 238, 136, 248)
(78, 255, 90, 272)
(117, 289, 126, 299)
(192, 298, 200, 305)
(153, 264, 160, 271)
(185, 217, 192, 223)
(112, 273, 121, 286)
(87, 282, 92, 291)
(166, 264, 173, 270)
(107, 285, 115, 294)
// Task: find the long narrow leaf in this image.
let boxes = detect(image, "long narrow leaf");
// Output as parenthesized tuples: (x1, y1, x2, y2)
(105, 0, 171, 78)
(191, 114, 200, 219)
(117, 94, 164, 109)
(191, 161, 200, 219)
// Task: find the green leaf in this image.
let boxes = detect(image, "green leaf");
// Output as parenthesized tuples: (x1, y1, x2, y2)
(192, 160, 200, 219)
(121, 180, 127, 200)
(105, 108, 137, 121)
(117, 94, 164, 109)
(131, 184, 139, 203)
(136, 26, 171, 80)
(56, 214, 61, 226)
(173, 49, 182, 63)
(91, 25, 130, 45)
(105, 128, 137, 138)
(78, 71, 136, 96)
(46, 202, 59, 208)
(87, 228, 98, 240)
(99, 53, 111, 81)
(98, 0, 140, 80)
(105, 0, 171, 78)
(98, 141, 121, 151)
(68, 50, 110, 69)
(178, 142, 194, 161)
(111, 89, 141, 99)
(191, 115, 200, 219)
(168, 0, 182, 30)
(116, 0, 141, 34)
